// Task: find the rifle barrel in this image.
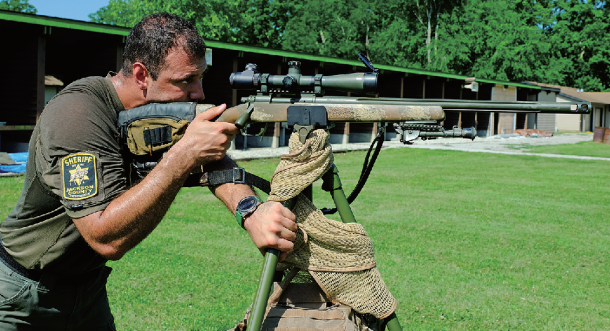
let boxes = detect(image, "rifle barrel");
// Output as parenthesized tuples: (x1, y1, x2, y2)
(238, 96, 589, 114)
(202, 95, 589, 124)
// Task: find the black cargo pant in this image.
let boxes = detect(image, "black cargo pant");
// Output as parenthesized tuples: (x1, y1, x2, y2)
(0, 258, 116, 331)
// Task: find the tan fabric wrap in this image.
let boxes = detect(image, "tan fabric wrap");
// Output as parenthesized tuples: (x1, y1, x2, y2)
(264, 326, 349, 331)
(266, 308, 346, 319)
(269, 130, 397, 320)
(274, 283, 329, 304)
(125, 118, 189, 155)
(262, 305, 358, 331)
(264, 323, 353, 331)
(264, 327, 348, 331)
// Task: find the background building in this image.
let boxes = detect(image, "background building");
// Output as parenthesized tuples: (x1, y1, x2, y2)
(526, 82, 609, 132)
(2, 10, 583, 153)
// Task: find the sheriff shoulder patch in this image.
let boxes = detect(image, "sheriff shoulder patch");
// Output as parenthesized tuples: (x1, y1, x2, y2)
(61, 153, 98, 200)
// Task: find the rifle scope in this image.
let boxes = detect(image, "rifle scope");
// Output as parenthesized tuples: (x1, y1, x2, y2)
(229, 61, 378, 96)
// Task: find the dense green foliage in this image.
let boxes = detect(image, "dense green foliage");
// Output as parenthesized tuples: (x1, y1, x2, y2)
(89, 0, 609, 91)
(0, 0, 36, 13)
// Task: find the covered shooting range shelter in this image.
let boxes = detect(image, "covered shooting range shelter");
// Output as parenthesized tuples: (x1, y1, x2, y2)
(1, 9, 583, 153)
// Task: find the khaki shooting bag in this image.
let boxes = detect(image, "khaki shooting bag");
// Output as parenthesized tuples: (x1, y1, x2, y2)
(117, 102, 198, 156)
(230, 269, 377, 331)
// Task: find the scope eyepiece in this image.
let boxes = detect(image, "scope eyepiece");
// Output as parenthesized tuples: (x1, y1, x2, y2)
(229, 63, 261, 89)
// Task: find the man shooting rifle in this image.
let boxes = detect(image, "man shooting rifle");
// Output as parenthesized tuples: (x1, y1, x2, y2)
(0, 13, 297, 330)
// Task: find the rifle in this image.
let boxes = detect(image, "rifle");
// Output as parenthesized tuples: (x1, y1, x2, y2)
(211, 53, 588, 145)
(120, 54, 590, 331)
(222, 55, 590, 330)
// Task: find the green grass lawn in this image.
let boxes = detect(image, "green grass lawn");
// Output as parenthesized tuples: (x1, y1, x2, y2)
(523, 141, 610, 158)
(1, 145, 609, 330)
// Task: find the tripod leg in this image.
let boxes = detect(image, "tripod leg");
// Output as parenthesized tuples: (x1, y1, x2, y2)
(383, 312, 403, 331)
(322, 164, 357, 224)
(246, 199, 296, 331)
(324, 165, 404, 331)
(247, 249, 279, 331)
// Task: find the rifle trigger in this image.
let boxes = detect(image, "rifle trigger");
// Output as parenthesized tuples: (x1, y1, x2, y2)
(255, 123, 268, 141)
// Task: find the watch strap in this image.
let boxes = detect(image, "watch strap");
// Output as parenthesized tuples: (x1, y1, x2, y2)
(235, 196, 262, 229)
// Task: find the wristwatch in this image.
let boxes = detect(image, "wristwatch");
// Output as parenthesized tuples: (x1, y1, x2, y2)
(235, 196, 262, 229)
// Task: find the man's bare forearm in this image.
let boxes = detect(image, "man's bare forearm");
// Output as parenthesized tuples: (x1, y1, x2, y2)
(205, 156, 257, 213)
(72, 144, 196, 260)
(73, 106, 239, 260)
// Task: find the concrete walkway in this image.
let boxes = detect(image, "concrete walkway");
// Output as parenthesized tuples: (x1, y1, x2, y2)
(228, 133, 610, 162)
(403, 144, 610, 161)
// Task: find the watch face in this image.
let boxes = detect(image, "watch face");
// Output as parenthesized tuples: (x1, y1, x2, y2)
(238, 196, 259, 213)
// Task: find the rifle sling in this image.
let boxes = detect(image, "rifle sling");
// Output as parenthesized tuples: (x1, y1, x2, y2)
(321, 127, 385, 215)
(186, 167, 271, 194)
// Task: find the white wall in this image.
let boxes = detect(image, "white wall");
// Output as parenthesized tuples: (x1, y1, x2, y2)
(492, 85, 517, 134)
(536, 90, 557, 133)
(554, 95, 582, 132)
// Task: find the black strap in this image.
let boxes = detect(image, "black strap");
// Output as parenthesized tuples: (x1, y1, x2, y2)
(185, 167, 271, 194)
(321, 126, 385, 215)
(143, 126, 172, 147)
(0, 243, 42, 281)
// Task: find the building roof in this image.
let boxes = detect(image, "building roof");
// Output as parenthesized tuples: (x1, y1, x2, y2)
(44, 75, 63, 86)
(0, 9, 541, 90)
(526, 82, 610, 105)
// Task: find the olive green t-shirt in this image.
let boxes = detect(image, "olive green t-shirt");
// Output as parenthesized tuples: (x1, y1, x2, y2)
(1, 76, 127, 275)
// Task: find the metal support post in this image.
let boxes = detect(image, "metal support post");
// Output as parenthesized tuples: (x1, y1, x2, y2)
(247, 248, 279, 330)
(383, 312, 403, 331)
(246, 198, 296, 331)
(321, 164, 356, 224)
(322, 165, 403, 331)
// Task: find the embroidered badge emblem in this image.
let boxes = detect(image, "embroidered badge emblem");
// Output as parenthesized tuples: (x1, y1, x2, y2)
(62, 153, 98, 200)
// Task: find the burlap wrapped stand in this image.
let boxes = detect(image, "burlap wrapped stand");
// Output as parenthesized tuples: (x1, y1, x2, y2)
(268, 129, 397, 320)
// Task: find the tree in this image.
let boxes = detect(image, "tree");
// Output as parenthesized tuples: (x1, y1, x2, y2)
(368, 0, 464, 70)
(88, 0, 139, 27)
(233, 0, 286, 48)
(88, 0, 284, 46)
(87, 0, 610, 91)
(277, 0, 465, 68)
(0, 0, 37, 13)
(279, 0, 378, 59)
(547, 0, 610, 91)
(412, 0, 463, 65)
(443, 0, 558, 82)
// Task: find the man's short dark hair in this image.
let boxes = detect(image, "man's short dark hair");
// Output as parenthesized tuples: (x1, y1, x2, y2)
(122, 13, 207, 80)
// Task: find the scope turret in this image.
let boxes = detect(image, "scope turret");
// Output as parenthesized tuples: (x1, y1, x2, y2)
(229, 61, 378, 96)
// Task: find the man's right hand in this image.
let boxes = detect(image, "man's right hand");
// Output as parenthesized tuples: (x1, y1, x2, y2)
(243, 201, 298, 262)
(171, 104, 239, 170)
